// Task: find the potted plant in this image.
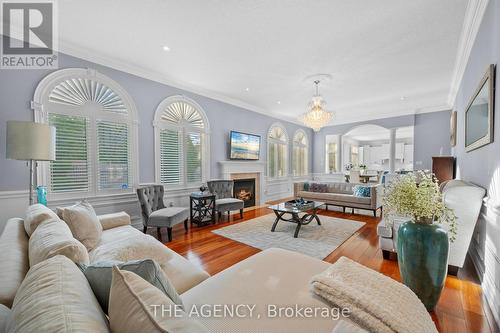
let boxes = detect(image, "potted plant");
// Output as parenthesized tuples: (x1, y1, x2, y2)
(383, 170, 456, 311)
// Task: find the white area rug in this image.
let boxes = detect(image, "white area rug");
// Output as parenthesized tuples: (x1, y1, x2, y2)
(212, 214, 365, 259)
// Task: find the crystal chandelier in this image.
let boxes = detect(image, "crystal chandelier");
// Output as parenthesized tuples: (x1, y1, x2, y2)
(300, 80, 333, 132)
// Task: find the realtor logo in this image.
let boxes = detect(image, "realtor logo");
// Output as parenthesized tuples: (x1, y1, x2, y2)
(1, 0, 58, 69)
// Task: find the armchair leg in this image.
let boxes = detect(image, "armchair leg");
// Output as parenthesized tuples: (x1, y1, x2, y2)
(373, 210, 377, 217)
(167, 227, 173, 242)
(240, 208, 244, 219)
(184, 219, 188, 231)
(227, 211, 230, 221)
(143, 225, 147, 234)
(157, 227, 162, 242)
(342, 207, 345, 213)
(382, 250, 393, 260)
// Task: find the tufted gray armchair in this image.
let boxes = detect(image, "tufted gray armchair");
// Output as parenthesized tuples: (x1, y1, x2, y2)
(207, 180, 244, 221)
(136, 185, 189, 242)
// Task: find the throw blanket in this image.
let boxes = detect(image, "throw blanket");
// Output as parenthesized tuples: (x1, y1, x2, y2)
(310, 257, 437, 333)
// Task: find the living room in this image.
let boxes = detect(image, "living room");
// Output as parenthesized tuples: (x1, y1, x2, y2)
(0, 1, 499, 333)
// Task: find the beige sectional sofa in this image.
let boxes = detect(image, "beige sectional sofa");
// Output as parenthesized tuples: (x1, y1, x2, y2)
(294, 182, 384, 217)
(0, 204, 369, 332)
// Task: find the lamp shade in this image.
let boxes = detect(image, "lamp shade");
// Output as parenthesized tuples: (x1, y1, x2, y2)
(6, 121, 56, 161)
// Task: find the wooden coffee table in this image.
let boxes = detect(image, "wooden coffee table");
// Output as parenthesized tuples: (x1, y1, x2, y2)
(268, 201, 324, 238)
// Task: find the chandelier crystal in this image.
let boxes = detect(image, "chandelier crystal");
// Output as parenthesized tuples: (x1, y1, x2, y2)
(300, 80, 333, 132)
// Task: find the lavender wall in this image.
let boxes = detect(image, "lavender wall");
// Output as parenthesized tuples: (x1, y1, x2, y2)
(0, 51, 312, 191)
(451, 0, 500, 326)
(414, 110, 452, 170)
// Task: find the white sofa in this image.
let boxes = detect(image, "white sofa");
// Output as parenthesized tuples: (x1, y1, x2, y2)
(0, 205, 367, 332)
(0, 206, 210, 308)
(377, 179, 486, 275)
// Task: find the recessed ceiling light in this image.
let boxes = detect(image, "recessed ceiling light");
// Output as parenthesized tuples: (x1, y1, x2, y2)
(162, 45, 170, 52)
(400, 96, 406, 101)
(277, 101, 281, 105)
(245, 87, 250, 91)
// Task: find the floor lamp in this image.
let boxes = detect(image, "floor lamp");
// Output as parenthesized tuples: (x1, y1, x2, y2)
(6, 121, 56, 205)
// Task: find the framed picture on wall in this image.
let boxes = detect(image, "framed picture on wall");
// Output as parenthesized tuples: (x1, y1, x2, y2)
(450, 111, 457, 147)
(465, 64, 496, 152)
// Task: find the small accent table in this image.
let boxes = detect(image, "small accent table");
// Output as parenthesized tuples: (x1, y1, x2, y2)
(268, 201, 324, 238)
(190, 192, 216, 226)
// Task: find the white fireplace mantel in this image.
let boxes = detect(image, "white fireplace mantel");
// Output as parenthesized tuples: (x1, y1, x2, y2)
(218, 160, 267, 180)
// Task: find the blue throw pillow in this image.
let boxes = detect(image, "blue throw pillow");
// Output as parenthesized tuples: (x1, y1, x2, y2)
(78, 259, 183, 314)
(353, 185, 371, 197)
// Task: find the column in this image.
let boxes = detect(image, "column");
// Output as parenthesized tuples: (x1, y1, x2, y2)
(389, 128, 396, 173)
(336, 135, 342, 173)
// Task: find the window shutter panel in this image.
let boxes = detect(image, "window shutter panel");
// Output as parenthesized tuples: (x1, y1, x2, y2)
(185, 132, 202, 183)
(160, 129, 181, 185)
(96, 121, 130, 190)
(48, 113, 90, 192)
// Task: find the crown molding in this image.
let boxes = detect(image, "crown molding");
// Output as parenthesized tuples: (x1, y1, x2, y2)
(58, 39, 272, 119)
(447, 0, 490, 107)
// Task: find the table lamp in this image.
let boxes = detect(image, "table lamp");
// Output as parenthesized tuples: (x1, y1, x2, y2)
(6, 121, 56, 205)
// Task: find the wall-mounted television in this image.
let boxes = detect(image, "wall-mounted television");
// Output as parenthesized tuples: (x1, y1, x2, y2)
(230, 131, 261, 160)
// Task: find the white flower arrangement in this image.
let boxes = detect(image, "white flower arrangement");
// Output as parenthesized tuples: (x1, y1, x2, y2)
(383, 170, 457, 241)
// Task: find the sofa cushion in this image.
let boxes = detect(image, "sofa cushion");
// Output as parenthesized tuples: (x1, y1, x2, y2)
(24, 203, 60, 236)
(0, 304, 11, 332)
(215, 198, 244, 211)
(181, 248, 341, 333)
(29, 218, 89, 266)
(6, 255, 109, 333)
(62, 201, 103, 250)
(148, 207, 189, 227)
(353, 185, 371, 198)
(0, 218, 29, 308)
(79, 259, 183, 314)
(109, 266, 207, 333)
(90, 225, 210, 294)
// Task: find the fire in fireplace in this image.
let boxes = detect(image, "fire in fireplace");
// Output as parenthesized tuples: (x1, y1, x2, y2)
(233, 178, 256, 208)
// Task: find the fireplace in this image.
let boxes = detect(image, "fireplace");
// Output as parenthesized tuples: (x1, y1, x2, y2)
(233, 178, 256, 208)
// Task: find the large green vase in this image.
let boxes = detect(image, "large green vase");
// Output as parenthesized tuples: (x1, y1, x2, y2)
(397, 220, 449, 311)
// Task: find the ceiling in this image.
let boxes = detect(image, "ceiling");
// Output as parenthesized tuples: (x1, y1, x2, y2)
(343, 125, 414, 141)
(56, 0, 468, 126)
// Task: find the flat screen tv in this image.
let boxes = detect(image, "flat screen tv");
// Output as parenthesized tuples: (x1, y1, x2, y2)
(230, 131, 261, 160)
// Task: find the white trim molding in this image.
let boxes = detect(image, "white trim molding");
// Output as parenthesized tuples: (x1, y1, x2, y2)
(447, 0, 490, 107)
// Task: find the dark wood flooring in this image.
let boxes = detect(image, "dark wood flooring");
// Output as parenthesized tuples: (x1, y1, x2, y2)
(153, 201, 499, 333)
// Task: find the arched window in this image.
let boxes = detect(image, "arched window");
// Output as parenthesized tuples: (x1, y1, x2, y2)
(154, 96, 209, 188)
(33, 68, 139, 197)
(292, 130, 308, 176)
(268, 123, 288, 178)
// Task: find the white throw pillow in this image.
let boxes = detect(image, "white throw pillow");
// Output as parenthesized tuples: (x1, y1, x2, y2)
(62, 201, 103, 250)
(24, 203, 60, 236)
(0, 304, 11, 332)
(29, 218, 89, 266)
(109, 266, 207, 333)
(7, 255, 109, 333)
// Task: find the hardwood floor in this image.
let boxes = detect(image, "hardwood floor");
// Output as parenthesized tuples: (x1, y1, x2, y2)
(157, 202, 499, 333)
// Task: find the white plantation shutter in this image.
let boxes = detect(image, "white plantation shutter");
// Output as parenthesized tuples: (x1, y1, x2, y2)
(155, 96, 208, 188)
(35, 69, 138, 197)
(185, 132, 202, 183)
(268, 124, 288, 178)
(97, 121, 130, 190)
(48, 113, 90, 192)
(160, 129, 181, 185)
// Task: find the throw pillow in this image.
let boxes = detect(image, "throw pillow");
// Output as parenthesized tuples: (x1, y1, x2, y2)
(24, 203, 60, 236)
(28, 218, 89, 266)
(109, 266, 207, 333)
(303, 182, 310, 191)
(6, 255, 108, 333)
(353, 185, 371, 198)
(78, 259, 183, 314)
(0, 304, 10, 333)
(62, 201, 103, 251)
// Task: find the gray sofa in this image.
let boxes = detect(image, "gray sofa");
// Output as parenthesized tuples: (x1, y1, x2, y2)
(294, 182, 383, 217)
